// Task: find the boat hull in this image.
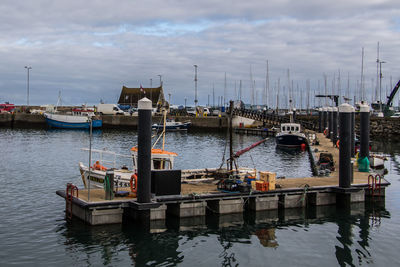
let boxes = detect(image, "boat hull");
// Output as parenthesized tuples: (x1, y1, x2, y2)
(276, 134, 308, 148)
(45, 113, 102, 129)
(152, 122, 190, 131)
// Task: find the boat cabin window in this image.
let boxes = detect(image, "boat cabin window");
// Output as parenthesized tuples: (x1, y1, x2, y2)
(291, 126, 294, 131)
(296, 126, 299, 131)
(153, 159, 172, 170)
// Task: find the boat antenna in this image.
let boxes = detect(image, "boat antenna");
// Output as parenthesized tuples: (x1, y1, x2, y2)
(162, 104, 167, 151)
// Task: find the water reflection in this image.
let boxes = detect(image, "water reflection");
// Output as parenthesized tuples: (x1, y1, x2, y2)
(59, 201, 390, 266)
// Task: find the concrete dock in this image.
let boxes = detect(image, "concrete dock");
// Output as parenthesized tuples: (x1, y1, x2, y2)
(56, 132, 389, 227)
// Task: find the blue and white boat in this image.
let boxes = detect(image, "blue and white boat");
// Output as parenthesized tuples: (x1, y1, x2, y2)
(44, 108, 102, 129)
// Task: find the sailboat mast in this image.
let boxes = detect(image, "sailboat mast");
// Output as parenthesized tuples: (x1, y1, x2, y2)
(162, 108, 166, 151)
(360, 47, 365, 101)
(266, 60, 269, 107)
(376, 42, 380, 102)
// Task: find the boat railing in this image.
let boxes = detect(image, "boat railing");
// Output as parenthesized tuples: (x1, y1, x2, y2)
(81, 148, 132, 170)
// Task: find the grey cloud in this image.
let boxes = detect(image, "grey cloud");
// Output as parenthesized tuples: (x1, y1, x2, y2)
(0, 1, 400, 106)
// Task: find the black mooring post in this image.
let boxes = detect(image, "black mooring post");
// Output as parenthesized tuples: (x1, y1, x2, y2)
(328, 107, 333, 139)
(350, 111, 355, 157)
(332, 107, 338, 145)
(359, 104, 370, 159)
(318, 108, 323, 133)
(339, 103, 354, 188)
(322, 107, 327, 134)
(137, 97, 152, 203)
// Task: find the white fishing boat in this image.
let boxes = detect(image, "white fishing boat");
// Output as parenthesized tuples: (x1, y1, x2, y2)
(79, 147, 177, 189)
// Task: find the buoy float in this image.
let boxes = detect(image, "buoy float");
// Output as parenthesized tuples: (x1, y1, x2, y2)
(300, 143, 306, 151)
(336, 140, 340, 148)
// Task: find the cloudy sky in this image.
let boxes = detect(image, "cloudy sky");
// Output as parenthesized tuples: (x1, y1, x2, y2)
(1, 0, 400, 108)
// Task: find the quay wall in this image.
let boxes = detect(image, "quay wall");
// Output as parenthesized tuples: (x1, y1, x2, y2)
(1, 113, 398, 139)
(0, 113, 228, 130)
(101, 115, 227, 129)
(296, 115, 400, 140)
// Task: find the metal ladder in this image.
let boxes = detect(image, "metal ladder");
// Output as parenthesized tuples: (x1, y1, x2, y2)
(368, 174, 382, 197)
(66, 183, 79, 220)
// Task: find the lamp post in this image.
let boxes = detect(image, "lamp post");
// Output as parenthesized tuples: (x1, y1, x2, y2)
(194, 65, 198, 107)
(379, 61, 386, 113)
(24, 66, 32, 106)
(168, 93, 171, 105)
(157, 75, 162, 86)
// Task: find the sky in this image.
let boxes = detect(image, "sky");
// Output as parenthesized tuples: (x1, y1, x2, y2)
(1, 0, 400, 108)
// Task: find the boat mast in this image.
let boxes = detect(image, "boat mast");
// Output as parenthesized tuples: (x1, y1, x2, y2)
(360, 47, 365, 102)
(287, 69, 293, 123)
(162, 107, 166, 151)
(376, 42, 380, 102)
(266, 60, 269, 107)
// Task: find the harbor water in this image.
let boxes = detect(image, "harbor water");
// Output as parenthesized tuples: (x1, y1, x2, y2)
(1, 128, 400, 266)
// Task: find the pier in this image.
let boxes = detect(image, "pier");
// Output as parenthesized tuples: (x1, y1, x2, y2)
(57, 131, 389, 227)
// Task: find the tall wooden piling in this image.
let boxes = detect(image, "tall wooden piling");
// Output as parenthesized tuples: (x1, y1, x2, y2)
(339, 103, 354, 188)
(332, 107, 338, 146)
(351, 111, 355, 158)
(137, 97, 152, 203)
(359, 104, 370, 159)
(328, 107, 333, 139)
(322, 107, 328, 133)
(318, 108, 323, 133)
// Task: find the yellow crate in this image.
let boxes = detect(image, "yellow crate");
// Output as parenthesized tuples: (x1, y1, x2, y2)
(259, 171, 276, 190)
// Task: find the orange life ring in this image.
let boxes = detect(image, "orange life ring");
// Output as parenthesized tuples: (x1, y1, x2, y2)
(336, 140, 340, 148)
(324, 129, 327, 136)
(130, 174, 138, 193)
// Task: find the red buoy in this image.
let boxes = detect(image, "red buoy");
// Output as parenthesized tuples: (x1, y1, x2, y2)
(300, 143, 306, 151)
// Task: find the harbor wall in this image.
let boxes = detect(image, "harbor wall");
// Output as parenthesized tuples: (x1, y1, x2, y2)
(1, 113, 399, 139)
(0, 113, 228, 130)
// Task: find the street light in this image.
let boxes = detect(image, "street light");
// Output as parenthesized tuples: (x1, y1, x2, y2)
(24, 66, 32, 106)
(157, 75, 162, 86)
(379, 60, 386, 112)
(194, 65, 198, 107)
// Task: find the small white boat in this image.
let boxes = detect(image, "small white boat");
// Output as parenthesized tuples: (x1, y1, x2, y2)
(370, 154, 386, 170)
(79, 148, 177, 189)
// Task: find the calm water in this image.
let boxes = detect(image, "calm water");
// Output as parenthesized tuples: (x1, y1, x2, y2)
(0, 128, 399, 266)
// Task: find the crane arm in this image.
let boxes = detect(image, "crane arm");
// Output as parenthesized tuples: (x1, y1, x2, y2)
(386, 79, 400, 106)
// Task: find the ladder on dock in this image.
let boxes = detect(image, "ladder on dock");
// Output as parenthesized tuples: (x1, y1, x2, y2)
(66, 183, 79, 220)
(368, 174, 382, 197)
